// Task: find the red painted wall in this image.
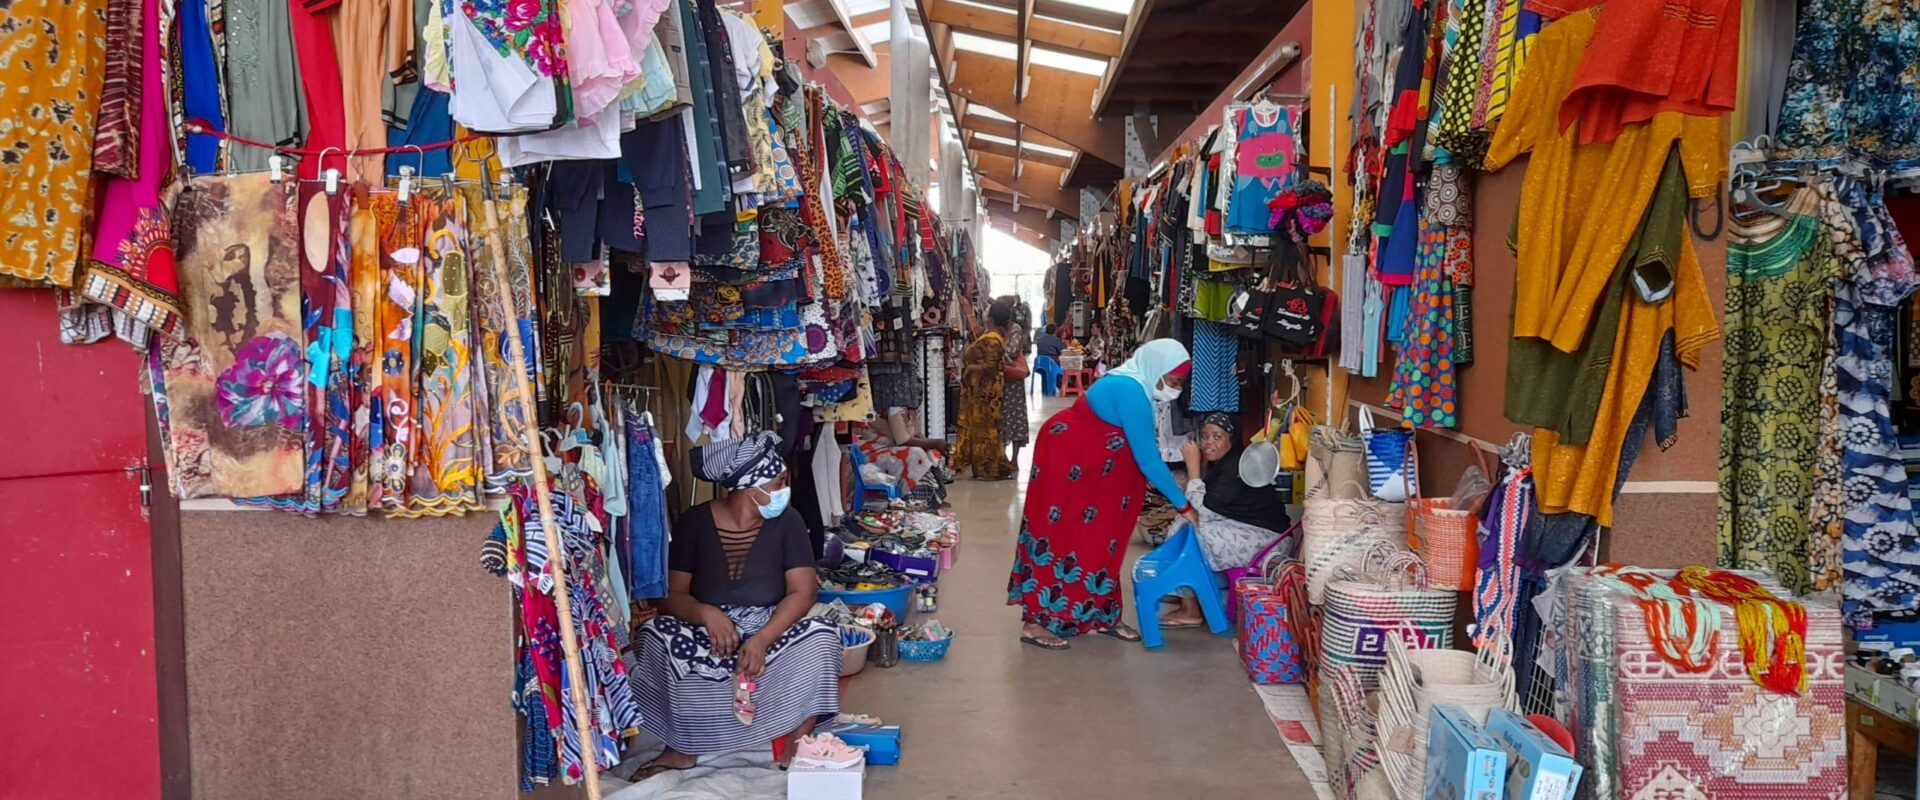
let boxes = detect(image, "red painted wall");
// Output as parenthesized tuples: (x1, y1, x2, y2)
(0, 290, 161, 800)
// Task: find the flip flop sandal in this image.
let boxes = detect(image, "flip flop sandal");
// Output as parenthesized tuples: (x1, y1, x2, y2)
(1020, 634, 1071, 650)
(1096, 625, 1142, 642)
(1156, 617, 1204, 629)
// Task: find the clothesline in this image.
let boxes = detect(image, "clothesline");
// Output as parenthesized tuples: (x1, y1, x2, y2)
(186, 120, 489, 157)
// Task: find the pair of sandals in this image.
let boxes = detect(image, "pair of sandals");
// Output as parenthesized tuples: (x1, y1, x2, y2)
(1019, 623, 1141, 651)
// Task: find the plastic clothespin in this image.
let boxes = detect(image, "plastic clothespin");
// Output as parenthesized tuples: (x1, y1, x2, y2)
(324, 168, 341, 196)
(398, 165, 415, 206)
(268, 155, 286, 184)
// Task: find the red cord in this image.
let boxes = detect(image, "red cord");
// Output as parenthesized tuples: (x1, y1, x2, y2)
(185, 119, 488, 159)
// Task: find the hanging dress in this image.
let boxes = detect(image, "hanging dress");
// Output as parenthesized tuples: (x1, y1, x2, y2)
(1716, 203, 1838, 595)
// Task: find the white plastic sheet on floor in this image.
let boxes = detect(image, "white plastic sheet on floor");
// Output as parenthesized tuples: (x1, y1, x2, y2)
(604, 734, 787, 800)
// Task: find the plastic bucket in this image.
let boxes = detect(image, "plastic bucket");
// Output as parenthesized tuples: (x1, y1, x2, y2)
(817, 584, 914, 619)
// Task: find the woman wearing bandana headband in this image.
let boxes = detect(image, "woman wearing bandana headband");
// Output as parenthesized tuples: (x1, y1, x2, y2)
(627, 431, 844, 778)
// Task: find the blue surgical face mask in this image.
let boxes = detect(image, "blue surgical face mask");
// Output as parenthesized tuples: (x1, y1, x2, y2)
(754, 486, 792, 519)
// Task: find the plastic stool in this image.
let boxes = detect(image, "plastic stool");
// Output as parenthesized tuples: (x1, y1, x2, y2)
(847, 445, 901, 512)
(1059, 369, 1089, 397)
(1131, 523, 1231, 649)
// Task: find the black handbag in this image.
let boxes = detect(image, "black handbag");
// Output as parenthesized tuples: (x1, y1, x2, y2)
(1260, 248, 1326, 347)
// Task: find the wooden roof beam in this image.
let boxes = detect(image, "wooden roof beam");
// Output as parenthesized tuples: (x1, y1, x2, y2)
(825, 0, 879, 67)
(968, 136, 1073, 168)
(973, 151, 1079, 217)
(1016, 0, 1035, 100)
(948, 53, 1126, 164)
(991, 218, 1054, 251)
(987, 197, 1059, 235)
(965, 0, 1127, 32)
(960, 115, 1018, 139)
(923, 0, 1121, 59)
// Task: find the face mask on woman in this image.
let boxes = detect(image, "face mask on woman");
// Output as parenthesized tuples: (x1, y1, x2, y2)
(753, 486, 792, 519)
(1152, 380, 1181, 402)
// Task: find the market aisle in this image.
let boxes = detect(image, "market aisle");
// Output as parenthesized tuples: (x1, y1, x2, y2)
(843, 394, 1313, 799)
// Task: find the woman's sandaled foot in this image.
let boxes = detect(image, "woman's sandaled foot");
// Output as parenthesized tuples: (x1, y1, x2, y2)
(1095, 624, 1142, 642)
(1019, 625, 1070, 650)
(630, 750, 696, 780)
(1157, 614, 1206, 628)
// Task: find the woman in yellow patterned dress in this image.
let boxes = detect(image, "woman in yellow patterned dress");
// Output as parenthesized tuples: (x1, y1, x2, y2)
(953, 301, 1014, 480)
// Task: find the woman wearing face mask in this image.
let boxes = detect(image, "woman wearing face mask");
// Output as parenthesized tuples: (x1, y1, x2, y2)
(628, 432, 842, 779)
(1008, 339, 1199, 650)
(1162, 413, 1294, 627)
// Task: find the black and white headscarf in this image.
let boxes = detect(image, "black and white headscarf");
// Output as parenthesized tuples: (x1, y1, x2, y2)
(694, 431, 786, 490)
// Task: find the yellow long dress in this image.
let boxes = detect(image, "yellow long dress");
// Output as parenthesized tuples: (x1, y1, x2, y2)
(1485, 8, 1724, 525)
(1484, 7, 1724, 352)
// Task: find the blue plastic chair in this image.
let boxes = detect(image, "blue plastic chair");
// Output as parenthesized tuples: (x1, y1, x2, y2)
(1132, 523, 1231, 649)
(845, 444, 901, 512)
(1034, 355, 1063, 395)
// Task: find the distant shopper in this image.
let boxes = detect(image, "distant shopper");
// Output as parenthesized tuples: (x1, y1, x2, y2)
(1009, 339, 1197, 650)
(1034, 324, 1066, 395)
(628, 433, 842, 779)
(1002, 302, 1034, 467)
(953, 300, 1021, 480)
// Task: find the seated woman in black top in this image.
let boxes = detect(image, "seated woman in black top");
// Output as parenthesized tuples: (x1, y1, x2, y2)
(628, 432, 842, 779)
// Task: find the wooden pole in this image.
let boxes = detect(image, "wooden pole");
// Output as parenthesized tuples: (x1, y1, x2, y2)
(474, 166, 603, 800)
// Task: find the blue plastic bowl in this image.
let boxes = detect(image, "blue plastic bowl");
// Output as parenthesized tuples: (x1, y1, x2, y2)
(816, 584, 914, 619)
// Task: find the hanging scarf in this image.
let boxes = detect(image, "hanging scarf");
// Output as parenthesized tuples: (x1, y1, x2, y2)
(1473, 466, 1533, 646)
(1672, 566, 1810, 694)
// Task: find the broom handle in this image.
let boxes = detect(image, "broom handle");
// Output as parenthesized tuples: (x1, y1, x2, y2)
(477, 173, 603, 800)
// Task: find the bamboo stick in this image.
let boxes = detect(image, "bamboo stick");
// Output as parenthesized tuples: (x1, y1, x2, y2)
(474, 166, 603, 800)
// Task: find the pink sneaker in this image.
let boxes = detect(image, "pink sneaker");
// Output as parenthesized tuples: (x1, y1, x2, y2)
(792, 733, 865, 770)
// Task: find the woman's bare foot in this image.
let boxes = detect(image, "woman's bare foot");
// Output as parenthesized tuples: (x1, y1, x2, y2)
(1160, 596, 1206, 626)
(629, 748, 696, 780)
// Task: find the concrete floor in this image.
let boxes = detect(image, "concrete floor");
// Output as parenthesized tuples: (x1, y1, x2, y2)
(842, 394, 1313, 799)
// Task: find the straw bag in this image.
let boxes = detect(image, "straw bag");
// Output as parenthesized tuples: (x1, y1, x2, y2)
(1322, 664, 1380, 800)
(1305, 425, 1368, 501)
(1359, 407, 1417, 502)
(1301, 491, 1408, 604)
(1320, 545, 1457, 690)
(1408, 446, 1492, 591)
(1374, 635, 1517, 799)
(1409, 497, 1478, 591)
(1238, 559, 1308, 684)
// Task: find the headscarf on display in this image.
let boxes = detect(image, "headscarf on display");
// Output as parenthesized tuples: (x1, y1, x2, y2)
(1104, 338, 1192, 394)
(1196, 412, 1292, 534)
(693, 431, 786, 490)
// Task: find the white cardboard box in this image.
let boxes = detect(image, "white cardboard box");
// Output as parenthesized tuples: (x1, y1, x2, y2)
(787, 759, 866, 800)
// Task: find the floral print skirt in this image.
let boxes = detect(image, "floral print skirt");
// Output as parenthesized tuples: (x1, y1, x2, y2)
(1007, 398, 1148, 636)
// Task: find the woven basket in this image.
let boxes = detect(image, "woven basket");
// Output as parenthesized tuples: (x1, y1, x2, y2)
(1409, 497, 1478, 591)
(1301, 493, 1408, 604)
(1319, 546, 1456, 691)
(1305, 426, 1368, 502)
(1374, 634, 1516, 798)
